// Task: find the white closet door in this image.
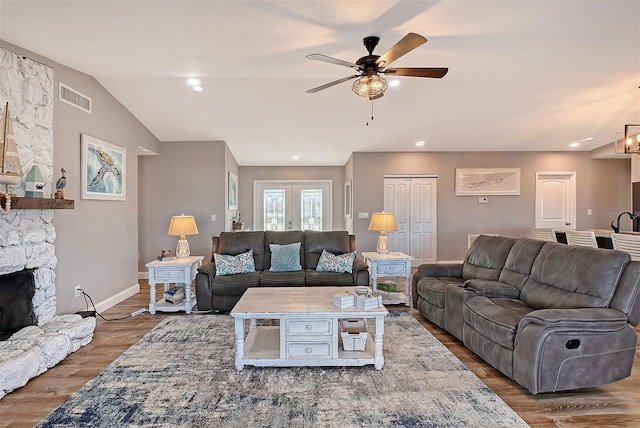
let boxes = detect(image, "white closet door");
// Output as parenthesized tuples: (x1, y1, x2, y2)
(384, 177, 437, 266)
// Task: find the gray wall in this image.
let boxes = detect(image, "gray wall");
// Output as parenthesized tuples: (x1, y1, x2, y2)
(352, 152, 631, 260)
(138, 141, 229, 270)
(238, 166, 346, 231)
(1, 40, 161, 314)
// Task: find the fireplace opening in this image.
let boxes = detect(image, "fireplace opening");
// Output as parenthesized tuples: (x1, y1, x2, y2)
(0, 268, 36, 341)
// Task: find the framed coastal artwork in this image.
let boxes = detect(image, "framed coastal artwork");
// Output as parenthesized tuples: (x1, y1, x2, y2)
(81, 134, 126, 200)
(228, 171, 238, 210)
(455, 168, 520, 196)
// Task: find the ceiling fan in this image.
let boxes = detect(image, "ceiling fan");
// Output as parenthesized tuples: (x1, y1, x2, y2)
(306, 33, 448, 100)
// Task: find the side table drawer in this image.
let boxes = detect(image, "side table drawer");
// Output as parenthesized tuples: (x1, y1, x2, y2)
(376, 263, 406, 275)
(285, 319, 332, 336)
(155, 269, 182, 281)
(286, 341, 332, 359)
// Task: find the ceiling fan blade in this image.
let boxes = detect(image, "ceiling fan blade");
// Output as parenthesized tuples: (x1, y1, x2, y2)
(306, 75, 360, 93)
(306, 54, 360, 69)
(384, 67, 448, 78)
(375, 33, 427, 68)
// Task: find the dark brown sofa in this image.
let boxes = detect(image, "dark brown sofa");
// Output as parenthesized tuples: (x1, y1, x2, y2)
(195, 230, 370, 312)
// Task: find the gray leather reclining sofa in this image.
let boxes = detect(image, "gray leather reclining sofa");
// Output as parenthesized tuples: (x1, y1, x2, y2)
(411, 234, 640, 394)
(196, 230, 370, 312)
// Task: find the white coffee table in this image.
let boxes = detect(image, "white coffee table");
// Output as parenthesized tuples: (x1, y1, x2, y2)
(230, 287, 388, 371)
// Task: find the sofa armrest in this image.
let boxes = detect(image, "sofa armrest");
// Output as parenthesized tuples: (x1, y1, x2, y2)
(519, 307, 630, 332)
(463, 279, 520, 299)
(197, 262, 216, 279)
(411, 263, 463, 308)
(352, 257, 370, 286)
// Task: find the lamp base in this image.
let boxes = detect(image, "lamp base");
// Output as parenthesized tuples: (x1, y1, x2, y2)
(376, 232, 389, 253)
(176, 236, 190, 258)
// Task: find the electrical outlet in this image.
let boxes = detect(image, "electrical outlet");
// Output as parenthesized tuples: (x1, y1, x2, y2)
(74, 286, 82, 298)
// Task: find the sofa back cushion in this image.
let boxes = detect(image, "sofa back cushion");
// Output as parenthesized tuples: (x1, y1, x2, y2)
(462, 235, 517, 281)
(265, 230, 305, 270)
(498, 238, 546, 289)
(521, 242, 630, 309)
(609, 260, 640, 326)
(216, 231, 266, 270)
(303, 230, 351, 270)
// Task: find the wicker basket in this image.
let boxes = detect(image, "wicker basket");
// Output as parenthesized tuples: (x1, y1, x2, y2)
(340, 319, 368, 351)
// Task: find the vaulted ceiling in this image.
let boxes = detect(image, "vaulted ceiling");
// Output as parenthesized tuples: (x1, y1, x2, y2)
(1, 1, 638, 165)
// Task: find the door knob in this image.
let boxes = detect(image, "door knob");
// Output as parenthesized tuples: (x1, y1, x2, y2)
(565, 222, 571, 226)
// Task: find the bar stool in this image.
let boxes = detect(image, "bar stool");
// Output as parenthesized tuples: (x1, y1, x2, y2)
(565, 230, 598, 248)
(611, 233, 640, 261)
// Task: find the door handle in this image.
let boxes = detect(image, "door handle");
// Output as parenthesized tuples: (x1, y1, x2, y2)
(565, 222, 571, 226)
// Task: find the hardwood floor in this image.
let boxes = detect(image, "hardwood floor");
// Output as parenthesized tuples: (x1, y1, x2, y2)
(1, 281, 639, 427)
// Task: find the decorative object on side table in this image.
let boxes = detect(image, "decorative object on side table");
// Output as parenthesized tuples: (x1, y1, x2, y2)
(168, 214, 199, 257)
(55, 167, 67, 199)
(368, 212, 397, 253)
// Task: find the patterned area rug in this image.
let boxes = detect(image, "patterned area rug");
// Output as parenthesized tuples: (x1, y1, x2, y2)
(38, 312, 529, 427)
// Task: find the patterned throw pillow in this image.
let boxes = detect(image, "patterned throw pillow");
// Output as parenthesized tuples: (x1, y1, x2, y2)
(269, 243, 302, 272)
(316, 250, 355, 273)
(214, 250, 255, 276)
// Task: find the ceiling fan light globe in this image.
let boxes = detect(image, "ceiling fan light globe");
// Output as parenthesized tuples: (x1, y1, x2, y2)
(351, 75, 388, 98)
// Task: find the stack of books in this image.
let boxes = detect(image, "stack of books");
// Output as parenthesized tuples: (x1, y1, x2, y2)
(164, 286, 185, 304)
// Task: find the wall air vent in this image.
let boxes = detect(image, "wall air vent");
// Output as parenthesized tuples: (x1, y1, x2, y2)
(59, 83, 91, 113)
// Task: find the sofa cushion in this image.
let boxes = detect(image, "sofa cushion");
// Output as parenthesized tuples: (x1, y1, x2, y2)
(462, 235, 517, 281)
(214, 250, 255, 276)
(265, 230, 305, 270)
(305, 270, 354, 285)
(303, 230, 351, 269)
(498, 238, 546, 289)
(260, 270, 306, 286)
(269, 242, 302, 272)
(463, 296, 534, 349)
(316, 250, 355, 273)
(210, 272, 260, 294)
(416, 277, 464, 308)
(521, 242, 630, 309)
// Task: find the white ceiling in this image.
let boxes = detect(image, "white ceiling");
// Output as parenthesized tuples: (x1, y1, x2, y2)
(1, 0, 639, 166)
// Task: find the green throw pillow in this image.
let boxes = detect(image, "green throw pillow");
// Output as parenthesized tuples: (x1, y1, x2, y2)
(316, 250, 355, 273)
(214, 250, 255, 276)
(269, 242, 302, 272)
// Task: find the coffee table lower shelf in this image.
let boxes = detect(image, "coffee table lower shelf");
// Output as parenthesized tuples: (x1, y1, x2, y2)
(239, 325, 378, 369)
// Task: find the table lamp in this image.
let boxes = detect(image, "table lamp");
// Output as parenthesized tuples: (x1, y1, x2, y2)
(168, 215, 199, 257)
(368, 212, 397, 253)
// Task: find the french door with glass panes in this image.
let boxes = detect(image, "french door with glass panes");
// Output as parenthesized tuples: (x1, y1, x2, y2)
(253, 181, 332, 231)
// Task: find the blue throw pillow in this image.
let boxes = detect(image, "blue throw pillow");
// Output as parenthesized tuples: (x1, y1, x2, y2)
(269, 242, 302, 272)
(316, 250, 355, 273)
(214, 250, 255, 276)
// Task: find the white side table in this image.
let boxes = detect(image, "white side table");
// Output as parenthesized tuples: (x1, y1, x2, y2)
(145, 255, 204, 314)
(362, 252, 413, 306)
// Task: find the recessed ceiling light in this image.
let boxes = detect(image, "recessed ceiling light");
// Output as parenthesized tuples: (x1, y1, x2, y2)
(389, 80, 400, 87)
(187, 78, 200, 86)
(192, 85, 204, 93)
(569, 142, 580, 147)
(292, 155, 300, 160)
(416, 140, 426, 147)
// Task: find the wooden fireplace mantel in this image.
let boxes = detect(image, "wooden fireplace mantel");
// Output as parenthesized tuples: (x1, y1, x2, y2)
(0, 196, 74, 209)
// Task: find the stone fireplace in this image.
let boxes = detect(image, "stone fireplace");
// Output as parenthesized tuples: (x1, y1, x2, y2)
(0, 209, 97, 400)
(0, 48, 96, 400)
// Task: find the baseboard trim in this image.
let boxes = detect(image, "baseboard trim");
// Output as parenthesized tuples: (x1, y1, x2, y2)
(94, 283, 141, 314)
(138, 271, 149, 280)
